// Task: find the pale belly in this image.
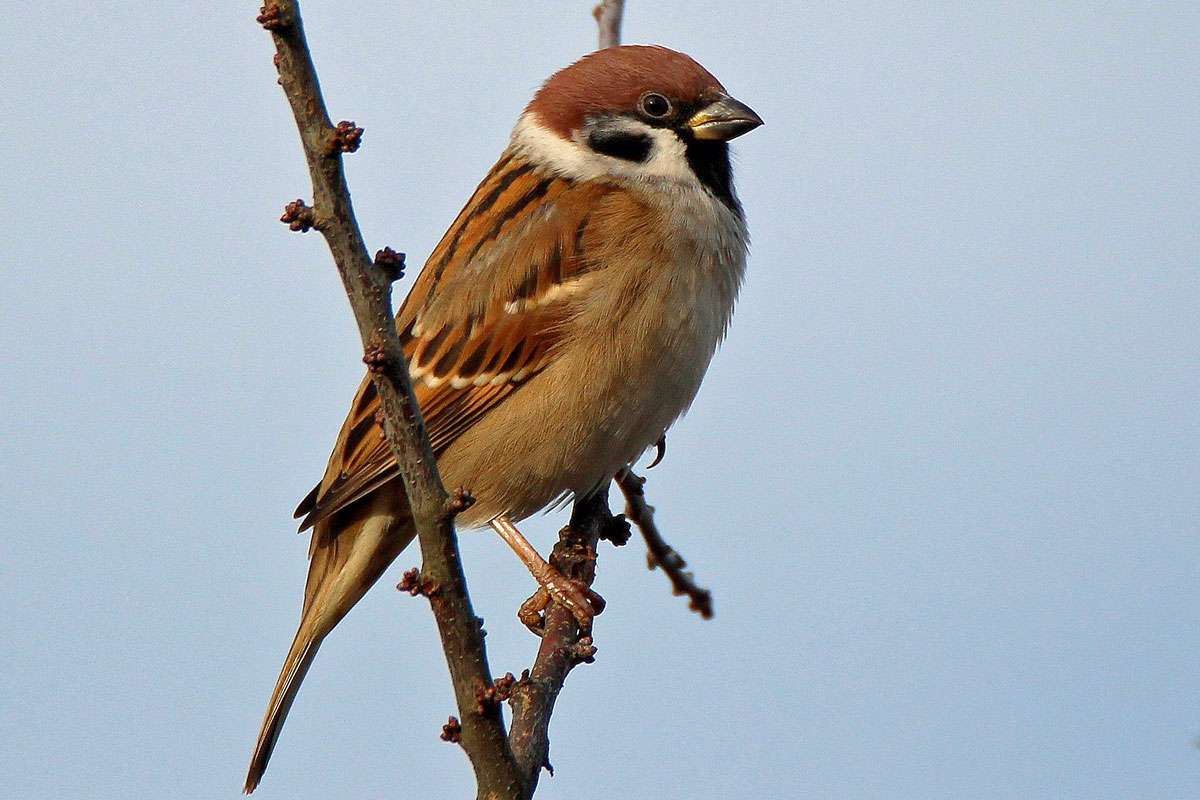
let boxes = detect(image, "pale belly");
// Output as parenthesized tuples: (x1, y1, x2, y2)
(439, 271, 731, 527)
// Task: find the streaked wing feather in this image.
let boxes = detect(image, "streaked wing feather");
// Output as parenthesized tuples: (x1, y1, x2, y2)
(297, 157, 612, 530)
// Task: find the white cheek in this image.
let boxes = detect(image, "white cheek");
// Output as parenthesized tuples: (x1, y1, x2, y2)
(510, 113, 700, 190)
(633, 127, 696, 184)
(509, 114, 603, 181)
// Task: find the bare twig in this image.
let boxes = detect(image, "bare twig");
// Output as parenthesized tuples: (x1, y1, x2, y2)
(259, 3, 522, 797)
(508, 492, 614, 790)
(593, 0, 626, 49)
(617, 468, 714, 619)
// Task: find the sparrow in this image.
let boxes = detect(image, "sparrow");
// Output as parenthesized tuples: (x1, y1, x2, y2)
(245, 44, 761, 792)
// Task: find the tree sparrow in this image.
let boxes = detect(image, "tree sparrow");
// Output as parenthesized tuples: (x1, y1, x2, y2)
(246, 44, 761, 792)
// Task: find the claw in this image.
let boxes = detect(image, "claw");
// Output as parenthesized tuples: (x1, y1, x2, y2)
(584, 587, 606, 615)
(518, 587, 550, 635)
(647, 433, 667, 469)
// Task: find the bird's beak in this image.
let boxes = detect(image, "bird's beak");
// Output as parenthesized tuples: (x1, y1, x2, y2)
(686, 95, 764, 141)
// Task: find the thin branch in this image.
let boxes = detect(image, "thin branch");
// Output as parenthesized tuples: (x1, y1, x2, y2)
(617, 468, 714, 619)
(508, 492, 614, 790)
(593, 0, 626, 49)
(259, 3, 522, 797)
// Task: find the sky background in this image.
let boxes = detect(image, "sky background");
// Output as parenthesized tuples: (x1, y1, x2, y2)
(2, 2, 1198, 798)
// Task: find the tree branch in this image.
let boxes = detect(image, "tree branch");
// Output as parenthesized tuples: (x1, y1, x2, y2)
(593, 0, 626, 50)
(258, 3, 523, 797)
(617, 468, 714, 619)
(507, 492, 618, 790)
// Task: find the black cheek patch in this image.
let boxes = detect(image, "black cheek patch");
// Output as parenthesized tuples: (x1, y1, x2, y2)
(587, 128, 652, 163)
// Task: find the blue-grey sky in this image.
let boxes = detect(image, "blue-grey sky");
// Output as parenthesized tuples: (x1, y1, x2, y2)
(2, 2, 1198, 798)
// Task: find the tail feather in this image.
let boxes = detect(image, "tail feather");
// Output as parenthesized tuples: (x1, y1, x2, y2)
(244, 493, 414, 793)
(244, 630, 322, 793)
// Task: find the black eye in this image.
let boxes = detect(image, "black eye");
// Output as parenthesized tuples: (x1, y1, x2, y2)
(639, 92, 672, 118)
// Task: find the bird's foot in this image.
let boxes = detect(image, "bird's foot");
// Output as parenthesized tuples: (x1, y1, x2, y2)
(517, 571, 605, 636)
(491, 514, 604, 636)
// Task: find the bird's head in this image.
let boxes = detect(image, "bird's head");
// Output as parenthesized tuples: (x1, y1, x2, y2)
(515, 45, 762, 209)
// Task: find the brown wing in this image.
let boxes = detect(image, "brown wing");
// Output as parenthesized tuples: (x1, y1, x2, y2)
(295, 154, 615, 530)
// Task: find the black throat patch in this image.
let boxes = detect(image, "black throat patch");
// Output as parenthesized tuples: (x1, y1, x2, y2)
(684, 138, 740, 216)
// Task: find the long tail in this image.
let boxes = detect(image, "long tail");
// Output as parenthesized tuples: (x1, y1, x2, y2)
(245, 493, 414, 793)
(244, 627, 322, 793)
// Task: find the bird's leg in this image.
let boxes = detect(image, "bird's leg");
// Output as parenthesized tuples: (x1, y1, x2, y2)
(490, 515, 604, 635)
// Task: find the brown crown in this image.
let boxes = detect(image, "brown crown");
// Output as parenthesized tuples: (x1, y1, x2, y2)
(526, 45, 726, 138)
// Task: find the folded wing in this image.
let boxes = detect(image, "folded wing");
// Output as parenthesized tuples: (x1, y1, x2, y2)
(296, 157, 615, 531)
